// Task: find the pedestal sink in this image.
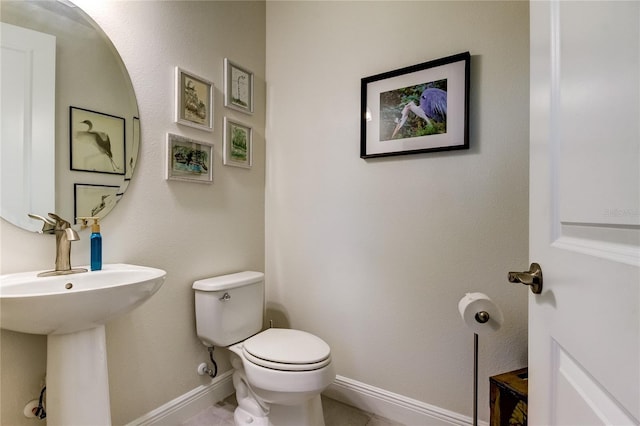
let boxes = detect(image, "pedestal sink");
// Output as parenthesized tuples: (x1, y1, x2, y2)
(0, 263, 166, 425)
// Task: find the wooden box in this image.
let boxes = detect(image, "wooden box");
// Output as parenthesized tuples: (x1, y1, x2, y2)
(490, 367, 528, 426)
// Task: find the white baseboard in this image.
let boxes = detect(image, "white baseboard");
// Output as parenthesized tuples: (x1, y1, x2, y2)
(323, 375, 486, 426)
(125, 370, 234, 426)
(125, 371, 485, 426)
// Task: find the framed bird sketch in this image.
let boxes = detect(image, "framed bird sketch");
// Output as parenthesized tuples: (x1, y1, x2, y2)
(74, 183, 120, 224)
(223, 117, 253, 169)
(360, 51, 470, 159)
(175, 67, 214, 131)
(224, 58, 254, 114)
(70, 107, 126, 174)
(165, 133, 213, 183)
(125, 116, 140, 180)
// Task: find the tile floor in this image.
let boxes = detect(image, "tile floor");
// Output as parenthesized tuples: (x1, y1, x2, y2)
(182, 394, 404, 426)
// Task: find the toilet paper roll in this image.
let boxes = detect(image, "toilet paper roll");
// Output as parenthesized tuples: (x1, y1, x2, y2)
(458, 292, 503, 335)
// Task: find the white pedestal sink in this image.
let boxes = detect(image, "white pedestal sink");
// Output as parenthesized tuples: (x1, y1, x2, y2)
(0, 263, 166, 425)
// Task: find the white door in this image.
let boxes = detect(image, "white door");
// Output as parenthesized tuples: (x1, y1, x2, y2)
(528, 1, 639, 425)
(1, 22, 56, 231)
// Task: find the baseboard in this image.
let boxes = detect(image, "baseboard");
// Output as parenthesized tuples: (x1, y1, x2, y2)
(323, 375, 487, 426)
(125, 370, 234, 426)
(125, 371, 485, 426)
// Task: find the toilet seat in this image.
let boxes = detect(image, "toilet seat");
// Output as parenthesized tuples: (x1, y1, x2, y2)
(242, 328, 331, 371)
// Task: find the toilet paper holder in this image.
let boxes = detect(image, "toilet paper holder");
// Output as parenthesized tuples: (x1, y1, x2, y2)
(474, 311, 490, 324)
(508, 262, 543, 294)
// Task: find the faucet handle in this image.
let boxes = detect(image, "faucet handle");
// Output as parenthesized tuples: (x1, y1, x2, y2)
(47, 214, 80, 241)
(28, 213, 56, 234)
(47, 213, 71, 227)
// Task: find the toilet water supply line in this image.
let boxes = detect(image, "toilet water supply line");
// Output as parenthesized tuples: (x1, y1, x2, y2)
(198, 347, 218, 378)
(34, 385, 46, 419)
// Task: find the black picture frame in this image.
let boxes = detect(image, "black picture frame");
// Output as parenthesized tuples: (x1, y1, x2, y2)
(73, 183, 121, 223)
(70, 106, 126, 174)
(360, 52, 470, 159)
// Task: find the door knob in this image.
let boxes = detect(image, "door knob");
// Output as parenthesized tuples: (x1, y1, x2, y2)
(508, 263, 543, 294)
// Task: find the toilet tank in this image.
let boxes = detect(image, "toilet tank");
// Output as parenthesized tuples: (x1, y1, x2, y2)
(193, 271, 264, 347)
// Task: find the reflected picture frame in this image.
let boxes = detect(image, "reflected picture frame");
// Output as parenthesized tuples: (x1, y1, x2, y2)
(223, 117, 253, 169)
(175, 67, 214, 131)
(125, 116, 140, 180)
(360, 52, 470, 159)
(224, 58, 254, 114)
(165, 133, 213, 183)
(74, 183, 121, 224)
(70, 106, 126, 175)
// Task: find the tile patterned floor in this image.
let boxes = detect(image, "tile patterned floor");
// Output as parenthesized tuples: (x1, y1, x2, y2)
(182, 395, 404, 426)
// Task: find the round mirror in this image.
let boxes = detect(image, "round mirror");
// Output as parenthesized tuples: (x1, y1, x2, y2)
(1, 0, 139, 232)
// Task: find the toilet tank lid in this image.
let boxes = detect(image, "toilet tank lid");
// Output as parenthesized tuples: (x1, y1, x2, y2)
(193, 271, 264, 291)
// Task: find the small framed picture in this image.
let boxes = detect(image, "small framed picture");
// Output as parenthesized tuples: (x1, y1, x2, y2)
(126, 116, 140, 180)
(224, 58, 254, 114)
(70, 107, 126, 175)
(361, 52, 470, 158)
(74, 183, 121, 223)
(166, 133, 213, 183)
(175, 67, 214, 131)
(223, 117, 252, 169)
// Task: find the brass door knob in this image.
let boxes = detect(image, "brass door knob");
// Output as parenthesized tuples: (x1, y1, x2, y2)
(508, 263, 543, 294)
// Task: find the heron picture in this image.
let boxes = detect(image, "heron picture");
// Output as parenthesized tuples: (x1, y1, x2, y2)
(166, 133, 213, 183)
(70, 107, 126, 175)
(73, 183, 120, 223)
(360, 52, 470, 158)
(380, 79, 448, 141)
(223, 117, 253, 168)
(175, 67, 213, 131)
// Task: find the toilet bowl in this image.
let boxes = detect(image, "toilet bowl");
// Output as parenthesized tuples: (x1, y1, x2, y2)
(230, 328, 335, 425)
(192, 272, 335, 426)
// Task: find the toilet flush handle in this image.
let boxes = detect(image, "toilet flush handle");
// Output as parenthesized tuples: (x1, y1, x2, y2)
(219, 292, 231, 301)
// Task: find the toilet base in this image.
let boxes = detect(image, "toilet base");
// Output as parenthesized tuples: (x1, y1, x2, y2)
(269, 394, 326, 426)
(234, 406, 269, 426)
(233, 395, 325, 426)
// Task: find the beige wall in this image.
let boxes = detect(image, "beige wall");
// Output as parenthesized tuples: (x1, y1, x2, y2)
(264, 1, 529, 422)
(0, 1, 266, 425)
(1, 1, 529, 425)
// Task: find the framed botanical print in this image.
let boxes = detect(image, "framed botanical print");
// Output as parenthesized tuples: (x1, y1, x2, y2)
(224, 58, 254, 114)
(223, 117, 252, 169)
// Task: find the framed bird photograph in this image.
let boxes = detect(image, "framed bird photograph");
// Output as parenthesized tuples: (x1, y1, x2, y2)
(165, 133, 213, 183)
(360, 51, 470, 159)
(175, 67, 214, 131)
(70, 106, 126, 175)
(74, 183, 121, 224)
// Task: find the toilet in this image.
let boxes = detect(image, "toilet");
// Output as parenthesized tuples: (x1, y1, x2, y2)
(193, 271, 335, 426)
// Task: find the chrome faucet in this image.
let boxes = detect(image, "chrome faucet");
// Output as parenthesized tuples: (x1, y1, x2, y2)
(29, 213, 88, 277)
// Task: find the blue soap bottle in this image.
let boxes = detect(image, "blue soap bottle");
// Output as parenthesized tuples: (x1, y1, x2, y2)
(89, 218, 102, 271)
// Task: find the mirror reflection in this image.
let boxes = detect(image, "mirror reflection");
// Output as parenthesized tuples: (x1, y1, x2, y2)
(1, 0, 139, 232)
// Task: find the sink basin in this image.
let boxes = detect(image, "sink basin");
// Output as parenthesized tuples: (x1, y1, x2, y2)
(0, 263, 166, 425)
(0, 263, 166, 335)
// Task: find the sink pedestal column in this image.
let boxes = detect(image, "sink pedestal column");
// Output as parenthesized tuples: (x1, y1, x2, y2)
(47, 325, 112, 425)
